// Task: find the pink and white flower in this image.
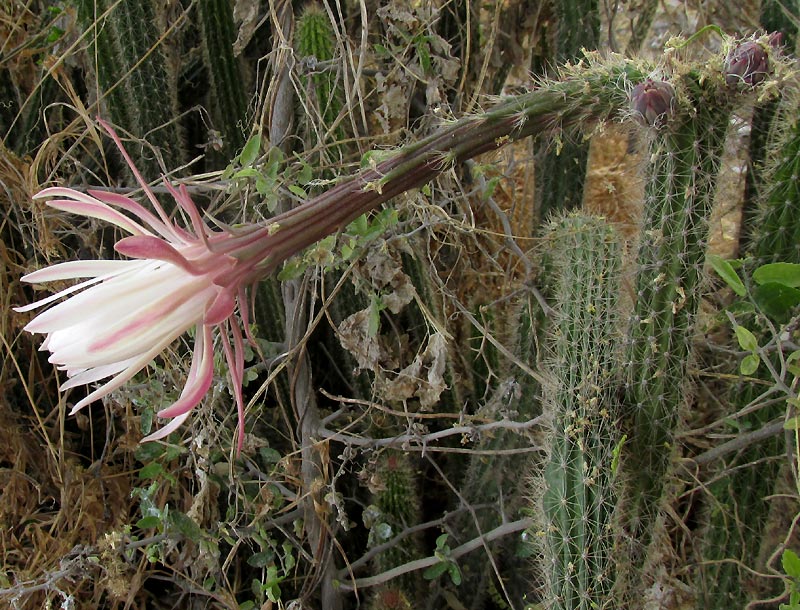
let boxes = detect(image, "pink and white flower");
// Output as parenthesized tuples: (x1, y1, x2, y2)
(17, 121, 280, 452)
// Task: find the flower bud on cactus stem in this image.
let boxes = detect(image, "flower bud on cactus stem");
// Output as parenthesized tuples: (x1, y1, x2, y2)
(724, 40, 770, 87)
(630, 79, 675, 127)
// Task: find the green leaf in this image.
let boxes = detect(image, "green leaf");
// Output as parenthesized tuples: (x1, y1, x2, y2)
(297, 159, 313, 185)
(753, 262, 800, 288)
(423, 561, 449, 580)
(448, 563, 462, 586)
(783, 416, 800, 431)
(783, 549, 800, 579)
(740, 353, 760, 376)
(240, 134, 262, 167)
(169, 511, 203, 542)
(136, 515, 161, 530)
(247, 551, 275, 568)
(708, 254, 746, 296)
(259, 447, 282, 464)
(734, 325, 759, 352)
(140, 407, 154, 436)
(611, 434, 627, 476)
(368, 298, 382, 337)
(139, 462, 164, 480)
(277, 258, 305, 281)
(753, 283, 800, 321)
(288, 184, 307, 199)
(239, 601, 256, 610)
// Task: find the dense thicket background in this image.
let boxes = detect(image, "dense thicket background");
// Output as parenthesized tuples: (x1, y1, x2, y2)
(2, 1, 799, 609)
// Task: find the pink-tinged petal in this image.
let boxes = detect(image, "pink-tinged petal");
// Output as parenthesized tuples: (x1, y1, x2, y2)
(221, 322, 246, 454)
(240, 286, 258, 347)
(35, 188, 152, 236)
(20, 259, 132, 283)
(114, 235, 202, 275)
(204, 289, 236, 325)
(156, 325, 215, 418)
(61, 356, 141, 390)
(96, 118, 174, 228)
(19, 260, 161, 328)
(16, 273, 116, 315)
(140, 412, 191, 443)
(68, 336, 174, 413)
(163, 181, 212, 244)
(87, 189, 179, 242)
(68, 293, 208, 366)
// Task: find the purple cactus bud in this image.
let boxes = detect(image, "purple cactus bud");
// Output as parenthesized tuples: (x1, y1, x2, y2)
(630, 80, 675, 127)
(724, 40, 770, 87)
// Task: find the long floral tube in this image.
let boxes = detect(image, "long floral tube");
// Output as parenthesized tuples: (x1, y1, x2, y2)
(16, 56, 653, 451)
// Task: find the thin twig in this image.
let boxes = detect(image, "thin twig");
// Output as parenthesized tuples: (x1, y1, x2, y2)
(336, 517, 533, 592)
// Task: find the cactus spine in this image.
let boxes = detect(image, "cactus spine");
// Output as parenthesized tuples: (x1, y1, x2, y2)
(537, 213, 623, 610)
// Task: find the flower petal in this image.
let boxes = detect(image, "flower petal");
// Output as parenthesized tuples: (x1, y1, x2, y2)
(114, 235, 202, 275)
(156, 325, 215, 418)
(140, 412, 191, 443)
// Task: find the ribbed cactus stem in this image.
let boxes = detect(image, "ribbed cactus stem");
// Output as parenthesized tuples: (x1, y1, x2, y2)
(538, 213, 622, 610)
(620, 69, 734, 559)
(198, 0, 247, 157)
(296, 5, 342, 130)
(746, 96, 800, 264)
(367, 451, 421, 606)
(533, 0, 600, 220)
(75, 0, 183, 175)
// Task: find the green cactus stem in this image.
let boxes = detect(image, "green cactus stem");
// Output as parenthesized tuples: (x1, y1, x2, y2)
(198, 0, 248, 159)
(296, 5, 342, 132)
(538, 213, 623, 610)
(532, 0, 600, 222)
(618, 62, 738, 582)
(698, 71, 800, 609)
(75, 0, 183, 176)
(366, 450, 422, 607)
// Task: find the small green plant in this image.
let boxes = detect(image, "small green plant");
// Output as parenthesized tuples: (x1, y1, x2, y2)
(423, 534, 462, 586)
(782, 550, 800, 609)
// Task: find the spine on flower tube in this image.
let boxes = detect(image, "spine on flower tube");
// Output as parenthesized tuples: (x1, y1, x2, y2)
(536, 213, 623, 610)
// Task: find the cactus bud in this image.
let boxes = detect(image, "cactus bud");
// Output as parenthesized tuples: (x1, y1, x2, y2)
(724, 40, 770, 87)
(630, 79, 675, 127)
